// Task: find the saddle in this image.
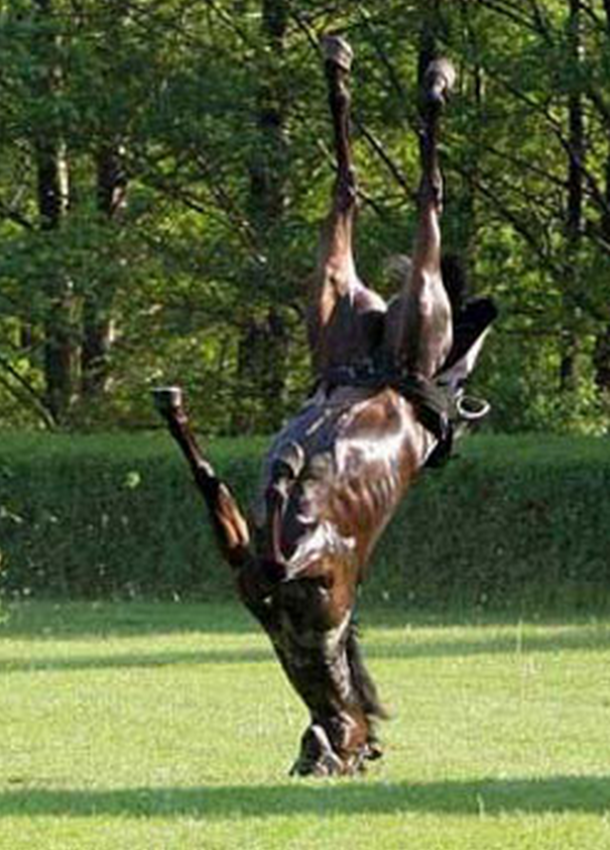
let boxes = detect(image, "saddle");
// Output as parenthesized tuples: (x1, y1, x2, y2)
(320, 295, 497, 467)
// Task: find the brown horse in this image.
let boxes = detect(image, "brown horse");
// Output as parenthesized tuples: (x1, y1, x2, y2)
(154, 36, 495, 776)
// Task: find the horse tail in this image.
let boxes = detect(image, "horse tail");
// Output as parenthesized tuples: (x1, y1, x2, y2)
(263, 440, 306, 571)
(346, 619, 388, 720)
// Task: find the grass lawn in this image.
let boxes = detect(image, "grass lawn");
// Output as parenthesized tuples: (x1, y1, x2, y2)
(1, 601, 610, 849)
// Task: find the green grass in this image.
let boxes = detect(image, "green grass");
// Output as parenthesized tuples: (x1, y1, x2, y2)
(1, 601, 610, 849)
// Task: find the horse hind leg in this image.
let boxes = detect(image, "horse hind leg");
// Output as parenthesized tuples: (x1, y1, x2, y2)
(152, 386, 251, 569)
(307, 35, 359, 369)
(385, 59, 456, 379)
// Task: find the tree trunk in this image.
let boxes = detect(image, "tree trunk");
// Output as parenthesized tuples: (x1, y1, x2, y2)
(233, 308, 289, 434)
(458, 0, 483, 272)
(561, 0, 584, 392)
(418, 0, 441, 88)
(33, 0, 78, 425)
(81, 143, 127, 399)
(593, 0, 610, 392)
(248, 0, 288, 229)
(233, 0, 289, 432)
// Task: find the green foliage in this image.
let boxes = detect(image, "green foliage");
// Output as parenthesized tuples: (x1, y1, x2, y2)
(1, 432, 609, 608)
(1, 1, 610, 433)
(0, 431, 266, 598)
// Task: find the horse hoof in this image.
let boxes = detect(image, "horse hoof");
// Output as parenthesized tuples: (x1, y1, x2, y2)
(423, 58, 456, 107)
(152, 386, 183, 416)
(364, 739, 384, 761)
(290, 724, 381, 777)
(290, 724, 344, 777)
(320, 34, 353, 72)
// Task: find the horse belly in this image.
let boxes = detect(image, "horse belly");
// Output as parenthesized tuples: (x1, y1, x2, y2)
(284, 390, 422, 577)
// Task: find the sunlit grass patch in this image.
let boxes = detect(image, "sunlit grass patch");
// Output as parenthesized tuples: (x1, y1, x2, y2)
(1, 602, 609, 849)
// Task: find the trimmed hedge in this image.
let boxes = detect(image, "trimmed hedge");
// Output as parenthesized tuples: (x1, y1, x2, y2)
(0, 431, 609, 607)
(371, 435, 610, 609)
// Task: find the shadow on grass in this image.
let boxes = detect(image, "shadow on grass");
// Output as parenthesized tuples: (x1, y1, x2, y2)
(0, 647, 273, 674)
(0, 601, 257, 639)
(2, 623, 610, 675)
(3, 600, 610, 641)
(1, 776, 609, 819)
(366, 626, 610, 661)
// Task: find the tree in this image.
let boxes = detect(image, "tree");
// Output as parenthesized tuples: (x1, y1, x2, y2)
(233, 0, 291, 434)
(33, 0, 78, 424)
(0, 0, 609, 433)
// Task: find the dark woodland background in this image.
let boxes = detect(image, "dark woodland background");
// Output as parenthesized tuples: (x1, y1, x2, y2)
(1, 0, 610, 436)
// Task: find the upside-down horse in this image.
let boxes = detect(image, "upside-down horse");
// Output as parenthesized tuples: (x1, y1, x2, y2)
(154, 35, 497, 777)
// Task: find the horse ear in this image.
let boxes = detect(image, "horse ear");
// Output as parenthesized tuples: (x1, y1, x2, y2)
(437, 297, 498, 389)
(441, 253, 468, 315)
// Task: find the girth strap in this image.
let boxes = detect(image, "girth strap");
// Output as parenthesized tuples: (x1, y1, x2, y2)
(321, 363, 490, 467)
(323, 363, 454, 443)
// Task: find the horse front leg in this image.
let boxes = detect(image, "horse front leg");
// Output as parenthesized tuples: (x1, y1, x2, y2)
(289, 630, 385, 776)
(269, 580, 384, 776)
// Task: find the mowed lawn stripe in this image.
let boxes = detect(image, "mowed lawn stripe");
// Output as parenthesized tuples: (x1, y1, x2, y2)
(1, 602, 609, 849)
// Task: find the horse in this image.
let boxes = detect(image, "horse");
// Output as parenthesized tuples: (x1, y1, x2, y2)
(154, 35, 496, 777)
